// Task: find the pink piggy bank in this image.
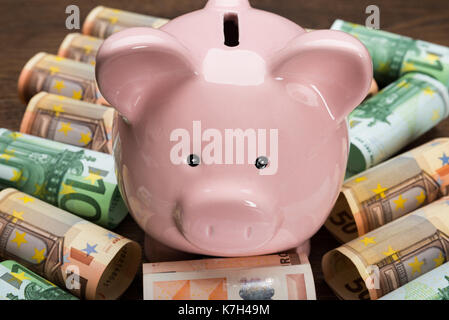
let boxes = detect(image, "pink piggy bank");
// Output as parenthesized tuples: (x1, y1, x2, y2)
(96, 0, 372, 259)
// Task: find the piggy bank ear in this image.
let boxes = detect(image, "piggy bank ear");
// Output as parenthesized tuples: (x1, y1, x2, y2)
(96, 27, 195, 124)
(271, 30, 372, 122)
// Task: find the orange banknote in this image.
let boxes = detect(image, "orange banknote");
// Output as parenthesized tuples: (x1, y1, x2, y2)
(143, 253, 315, 300)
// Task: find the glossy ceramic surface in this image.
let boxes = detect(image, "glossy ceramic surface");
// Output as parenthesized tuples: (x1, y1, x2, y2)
(96, 0, 372, 257)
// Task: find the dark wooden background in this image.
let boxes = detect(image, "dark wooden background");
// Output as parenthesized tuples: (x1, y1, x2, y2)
(0, 0, 448, 300)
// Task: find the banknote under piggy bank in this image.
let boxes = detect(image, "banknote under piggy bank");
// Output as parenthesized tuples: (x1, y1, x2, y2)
(96, 0, 372, 259)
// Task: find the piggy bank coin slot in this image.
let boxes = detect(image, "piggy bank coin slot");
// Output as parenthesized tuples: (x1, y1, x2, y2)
(223, 13, 239, 47)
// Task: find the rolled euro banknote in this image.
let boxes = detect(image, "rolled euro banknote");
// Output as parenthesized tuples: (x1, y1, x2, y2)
(18, 52, 108, 105)
(20, 92, 114, 154)
(326, 138, 449, 243)
(0, 129, 127, 228)
(0, 188, 141, 299)
(347, 72, 449, 176)
(82, 6, 169, 39)
(380, 262, 449, 300)
(143, 253, 315, 300)
(58, 33, 103, 66)
(331, 20, 449, 87)
(366, 79, 378, 100)
(322, 197, 449, 300)
(0, 260, 77, 300)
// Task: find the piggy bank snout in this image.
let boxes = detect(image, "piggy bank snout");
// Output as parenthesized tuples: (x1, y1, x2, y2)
(179, 191, 279, 254)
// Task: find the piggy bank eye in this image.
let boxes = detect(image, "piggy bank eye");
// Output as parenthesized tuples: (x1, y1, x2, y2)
(187, 154, 200, 167)
(255, 156, 269, 169)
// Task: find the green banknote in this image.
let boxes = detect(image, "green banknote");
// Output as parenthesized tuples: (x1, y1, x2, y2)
(0, 129, 127, 228)
(0, 260, 77, 300)
(331, 20, 449, 87)
(380, 262, 449, 300)
(347, 72, 449, 177)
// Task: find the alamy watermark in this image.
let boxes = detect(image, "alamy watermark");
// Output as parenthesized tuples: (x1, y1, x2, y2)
(365, 265, 381, 290)
(65, 265, 81, 290)
(64, 4, 380, 31)
(365, 5, 380, 29)
(170, 121, 279, 175)
(65, 5, 80, 30)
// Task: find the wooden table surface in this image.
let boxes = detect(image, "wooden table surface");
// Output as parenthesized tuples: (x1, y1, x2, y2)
(1, 0, 448, 300)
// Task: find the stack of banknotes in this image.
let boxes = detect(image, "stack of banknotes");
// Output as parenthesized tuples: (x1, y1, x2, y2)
(330, 20, 449, 177)
(322, 138, 449, 300)
(5, 5, 449, 300)
(320, 20, 449, 301)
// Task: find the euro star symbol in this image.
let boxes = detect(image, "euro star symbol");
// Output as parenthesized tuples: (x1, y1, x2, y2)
(401, 62, 416, 72)
(396, 80, 410, 88)
(82, 243, 98, 256)
(60, 182, 76, 195)
(9, 132, 22, 140)
(0, 153, 13, 161)
(360, 237, 376, 246)
(53, 104, 65, 116)
(11, 169, 26, 182)
(49, 66, 60, 75)
(372, 184, 388, 198)
(31, 248, 46, 264)
(433, 252, 445, 268)
(383, 245, 399, 261)
(109, 16, 119, 24)
(393, 195, 407, 211)
(425, 53, 440, 63)
(72, 90, 82, 100)
(83, 45, 93, 54)
(439, 152, 449, 166)
(11, 231, 28, 248)
(18, 195, 34, 204)
(415, 191, 426, 205)
(83, 171, 102, 184)
(10, 272, 30, 282)
(423, 86, 435, 96)
(34, 183, 44, 196)
(11, 210, 24, 223)
(79, 132, 92, 145)
(409, 256, 425, 275)
(53, 80, 65, 92)
(432, 109, 440, 121)
(58, 122, 72, 136)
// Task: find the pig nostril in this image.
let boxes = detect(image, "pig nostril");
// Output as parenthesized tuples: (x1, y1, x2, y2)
(245, 226, 252, 239)
(206, 225, 214, 237)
